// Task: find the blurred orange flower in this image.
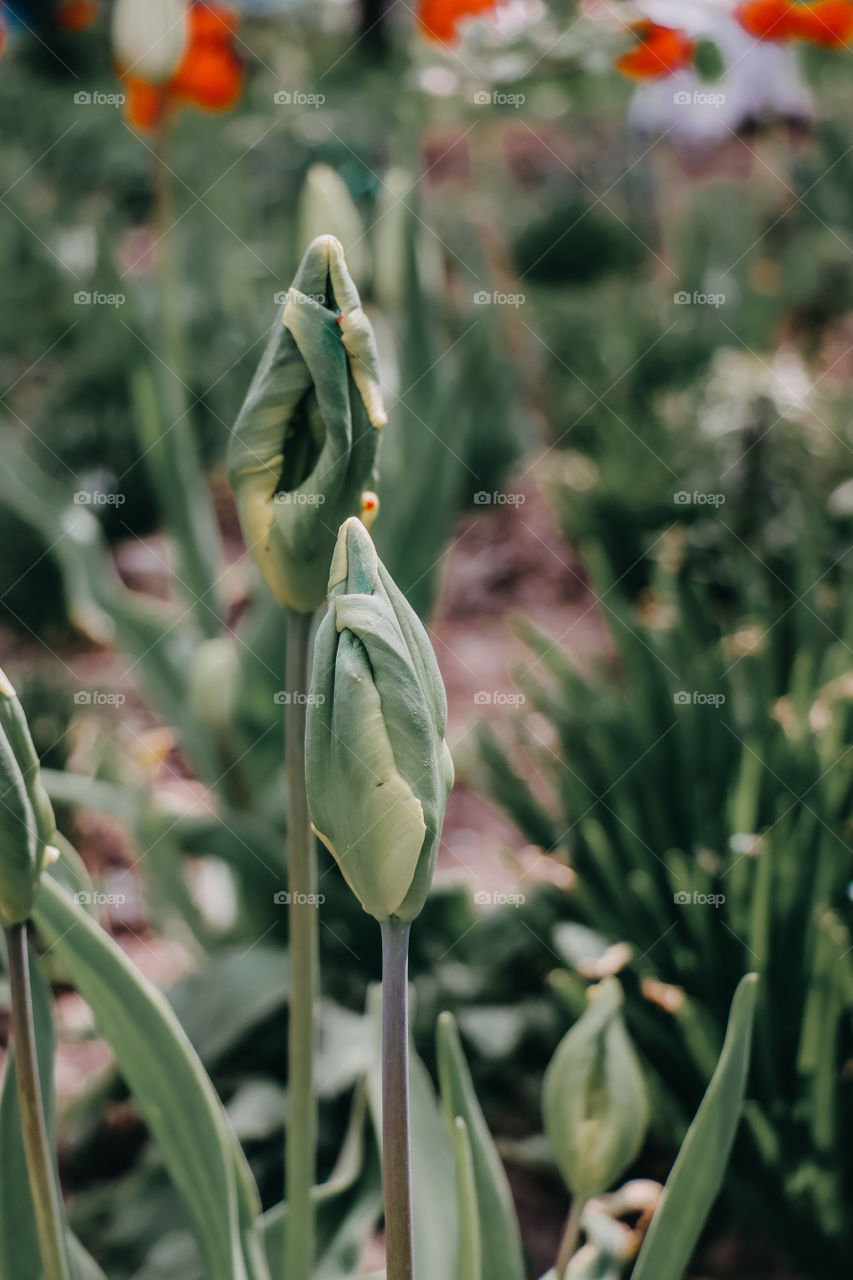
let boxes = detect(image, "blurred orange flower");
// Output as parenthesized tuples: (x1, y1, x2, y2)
(616, 21, 695, 79)
(737, 0, 853, 46)
(57, 0, 99, 30)
(418, 0, 495, 43)
(120, 2, 243, 132)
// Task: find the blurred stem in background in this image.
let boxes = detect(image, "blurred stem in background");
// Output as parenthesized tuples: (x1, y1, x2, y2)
(284, 608, 318, 1280)
(380, 917, 414, 1280)
(4, 924, 70, 1280)
(147, 126, 225, 637)
(555, 1196, 586, 1279)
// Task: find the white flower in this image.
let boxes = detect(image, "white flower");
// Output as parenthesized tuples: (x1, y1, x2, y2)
(112, 0, 189, 84)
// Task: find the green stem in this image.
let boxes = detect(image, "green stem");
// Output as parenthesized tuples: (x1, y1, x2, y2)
(4, 924, 70, 1280)
(380, 917, 414, 1280)
(555, 1195, 587, 1279)
(284, 608, 318, 1280)
(148, 127, 223, 636)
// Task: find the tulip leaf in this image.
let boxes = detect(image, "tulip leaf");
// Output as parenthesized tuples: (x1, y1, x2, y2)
(32, 874, 269, 1280)
(436, 1012, 525, 1280)
(262, 1085, 382, 1279)
(451, 1117, 482, 1280)
(631, 973, 759, 1280)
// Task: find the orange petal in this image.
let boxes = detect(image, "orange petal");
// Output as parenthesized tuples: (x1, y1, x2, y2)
(736, 0, 801, 39)
(57, 0, 100, 31)
(616, 21, 695, 79)
(171, 45, 243, 111)
(791, 0, 853, 45)
(188, 2, 240, 42)
(418, 0, 495, 43)
(123, 77, 169, 131)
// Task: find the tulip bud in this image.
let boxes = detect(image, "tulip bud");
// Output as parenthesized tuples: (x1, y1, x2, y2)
(543, 977, 649, 1199)
(112, 0, 189, 83)
(0, 669, 59, 926)
(227, 236, 387, 614)
(305, 518, 454, 921)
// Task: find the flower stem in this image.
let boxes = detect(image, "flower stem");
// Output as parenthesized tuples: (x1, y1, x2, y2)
(555, 1194, 587, 1279)
(380, 916, 414, 1280)
(284, 608, 318, 1280)
(4, 924, 70, 1280)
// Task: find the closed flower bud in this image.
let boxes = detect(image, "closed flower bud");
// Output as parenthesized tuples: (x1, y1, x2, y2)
(0, 670, 59, 925)
(112, 0, 189, 83)
(305, 518, 454, 921)
(543, 977, 649, 1199)
(227, 236, 387, 613)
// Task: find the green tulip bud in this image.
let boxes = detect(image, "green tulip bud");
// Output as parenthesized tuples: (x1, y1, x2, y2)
(0, 669, 59, 925)
(543, 977, 649, 1199)
(227, 235, 387, 614)
(305, 518, 454, 921)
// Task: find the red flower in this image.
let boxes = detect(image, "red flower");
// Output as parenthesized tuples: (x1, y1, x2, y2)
(121, 2, 243, 131)
(736, 0, 853, 46)
(616, 21, 695, 80)
(418, 0, 496, 43)
(57, 0, 100, 30)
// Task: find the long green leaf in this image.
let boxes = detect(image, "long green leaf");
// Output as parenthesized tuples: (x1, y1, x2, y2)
(436, 1011, 525, 1280)
(631, 973, 758, 1280)
(32, 874, 269, 1280)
